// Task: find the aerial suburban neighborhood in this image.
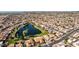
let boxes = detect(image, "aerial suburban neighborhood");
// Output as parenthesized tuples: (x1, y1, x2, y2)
(0, 11, 79, 47)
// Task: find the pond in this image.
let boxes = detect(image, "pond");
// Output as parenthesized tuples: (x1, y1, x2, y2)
(6, 23, 48, 45)
(15, 23, 42, 39)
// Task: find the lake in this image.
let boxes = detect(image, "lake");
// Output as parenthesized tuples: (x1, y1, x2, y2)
(15, 23, 42, 39)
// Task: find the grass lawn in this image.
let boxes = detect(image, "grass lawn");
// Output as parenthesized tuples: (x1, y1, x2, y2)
(34, 24, 48, 36)
(8, 38, 20, 44)
(7, 23, 48, 44)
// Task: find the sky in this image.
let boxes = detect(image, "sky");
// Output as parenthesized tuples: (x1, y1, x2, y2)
(0, 0, 79, 11)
